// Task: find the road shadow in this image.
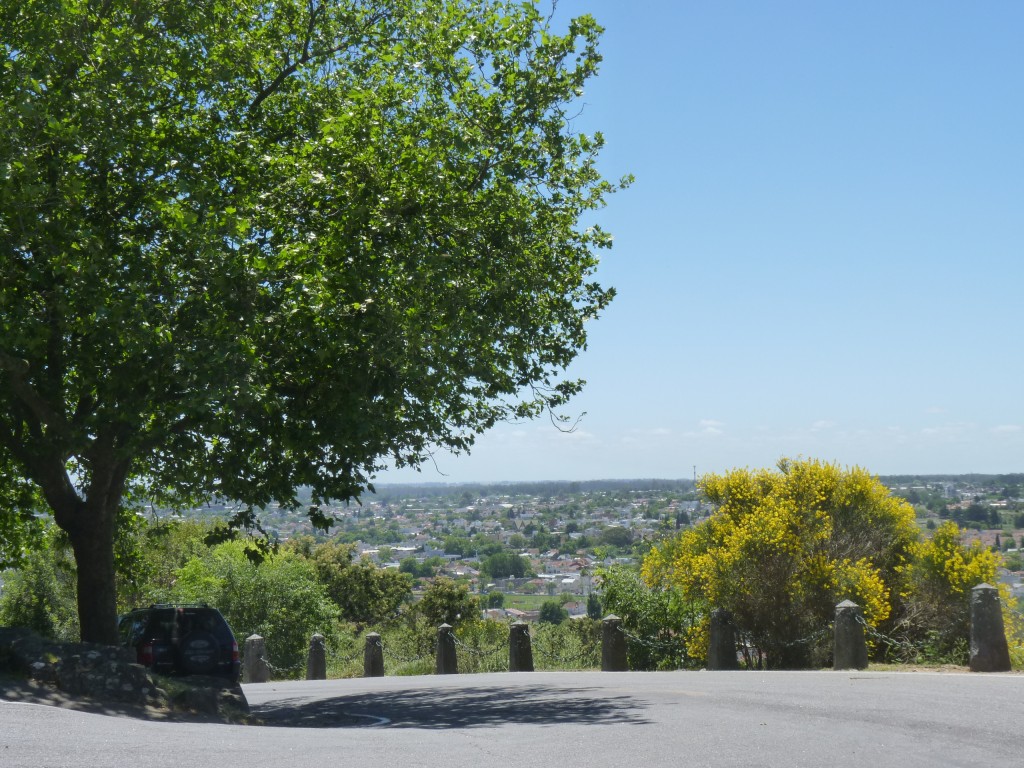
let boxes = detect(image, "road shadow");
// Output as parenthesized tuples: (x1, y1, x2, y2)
(0, 673, 253, 724)
(254, 684, 653, 729)
(0, 675, 175, 721)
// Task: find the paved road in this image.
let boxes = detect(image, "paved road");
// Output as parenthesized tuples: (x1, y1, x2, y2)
(3, 670, 1021, 767)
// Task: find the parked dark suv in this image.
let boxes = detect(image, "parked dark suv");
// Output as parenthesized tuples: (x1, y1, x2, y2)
(118, 604, 241, 681)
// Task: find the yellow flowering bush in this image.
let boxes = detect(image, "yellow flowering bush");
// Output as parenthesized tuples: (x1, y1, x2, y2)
(900, 521, 1001, 662)
(912, 521, 998, 597)
(643, 458, 919, 668)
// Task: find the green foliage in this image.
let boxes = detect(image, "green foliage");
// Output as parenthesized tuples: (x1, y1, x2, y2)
(586, 592, 602, 619)
(417, 577, 478, 628)
(171, 542, 338, 678)
(532, 617, 601, 670)
(442, 536, 472, 556)
(599, 566, 698, 670)
(398, 555, 444, 579)
(482, 550, 528, 579)
(0, 455, 45, 568)
(303, 540, 413, 628)
(599, 526, 633, 548)
(452, 619, 508, 673)
(0, 528, 78, 641)
(538, 600, 568, 625)
(486, 591, 505, 609)
(114, 515, 213, 611)
(0, 0, 622, 642)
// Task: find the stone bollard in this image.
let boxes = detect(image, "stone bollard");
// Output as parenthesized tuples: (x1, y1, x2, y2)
(509, 621, 534, 672)
(364, 632, 385, 677)
(833, 600, 868, 670)
(243, 634, 270, 683)
(436, 624, 458, 675)
(707, 608, 739, 670)
(601, 615, 628, 671)
(969, 583, 1011, 672)
(306, 633, 327, 680)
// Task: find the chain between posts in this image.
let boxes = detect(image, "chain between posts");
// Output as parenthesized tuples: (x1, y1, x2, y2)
(330, 643, 363, 667)
(453, 635, 509, 671)
(781, 625, 833, 649)
(854, 614, 921, 659)
(452, 635, 506, 659)
(378, 638, 432, 667)
(253, 654, 306, 679)
(620, 626, 686, 652)
(532, 634, 600, 668)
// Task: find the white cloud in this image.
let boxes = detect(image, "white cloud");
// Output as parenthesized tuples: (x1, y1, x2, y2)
(991, 425, 1022, 434)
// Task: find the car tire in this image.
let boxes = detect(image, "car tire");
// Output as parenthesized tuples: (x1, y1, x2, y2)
(179, 631, 219, 675)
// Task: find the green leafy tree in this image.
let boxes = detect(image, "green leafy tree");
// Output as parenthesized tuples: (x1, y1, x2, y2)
(442, 536, 472, 557)
(486, 590, 505, 609)
(128, 518, 214, 605)
(599, 526, 633, 548)
(172, 541, 338, 677)
(0, 455, 45, 568)
(417, 577, 478, 627)
(399, 556, 422, 576)
(599, 566, 697, 669)
(538, 599, 568, 625)
(303, 540, 412, 628)
(0, 0, 622, 643)
(0, 527, 79, 641)
(482, 550, 528, 579)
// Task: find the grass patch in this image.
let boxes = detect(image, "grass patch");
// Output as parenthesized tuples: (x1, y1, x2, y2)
(502, 594, 561, 612)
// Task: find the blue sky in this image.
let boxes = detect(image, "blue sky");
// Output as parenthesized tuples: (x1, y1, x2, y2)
(380, 0, 1023, 483)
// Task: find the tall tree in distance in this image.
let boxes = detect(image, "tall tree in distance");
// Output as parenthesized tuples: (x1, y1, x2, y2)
(0, 0, 625, 643)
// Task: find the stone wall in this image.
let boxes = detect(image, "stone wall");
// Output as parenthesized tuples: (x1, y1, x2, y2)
(0, 627, 248, 718)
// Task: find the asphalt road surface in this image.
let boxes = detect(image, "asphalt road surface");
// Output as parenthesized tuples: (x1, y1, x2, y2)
(3, 670, 1021, 768)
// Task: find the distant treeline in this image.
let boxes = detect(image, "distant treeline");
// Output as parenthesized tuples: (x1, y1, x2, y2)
(224, 473, 1024, 512)
(367, 474, 1024, 501)
(877, 473, 1024, 489)
(368, 478, 696, 500)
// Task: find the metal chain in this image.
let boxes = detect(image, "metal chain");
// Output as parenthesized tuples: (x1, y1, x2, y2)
(532, 634, 599, 668)
(620, 626, 686, 652)
(328, 643, 363, 667)
(452, 635, 506, 660)
(378, 640, 431, 667)
(781, 625, 833, 648)
(453, 636, 509, 672)
(253, 654, 307, 678)
(855, 614, 922, 659)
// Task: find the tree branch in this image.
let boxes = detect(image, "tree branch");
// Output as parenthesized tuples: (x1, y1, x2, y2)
(0, 350, 70, 442)
(247, 7, 390, 115)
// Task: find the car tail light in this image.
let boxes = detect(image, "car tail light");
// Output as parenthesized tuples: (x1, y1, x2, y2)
(231, 640, 239, 663)
(139, 643, 154, 666)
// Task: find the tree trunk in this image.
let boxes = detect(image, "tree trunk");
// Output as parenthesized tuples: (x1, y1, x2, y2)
(67, 502, 120, 645)
(40, 444, 128, 646)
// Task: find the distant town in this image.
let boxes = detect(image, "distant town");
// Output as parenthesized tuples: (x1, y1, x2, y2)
(164, 473, 1024, 612)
